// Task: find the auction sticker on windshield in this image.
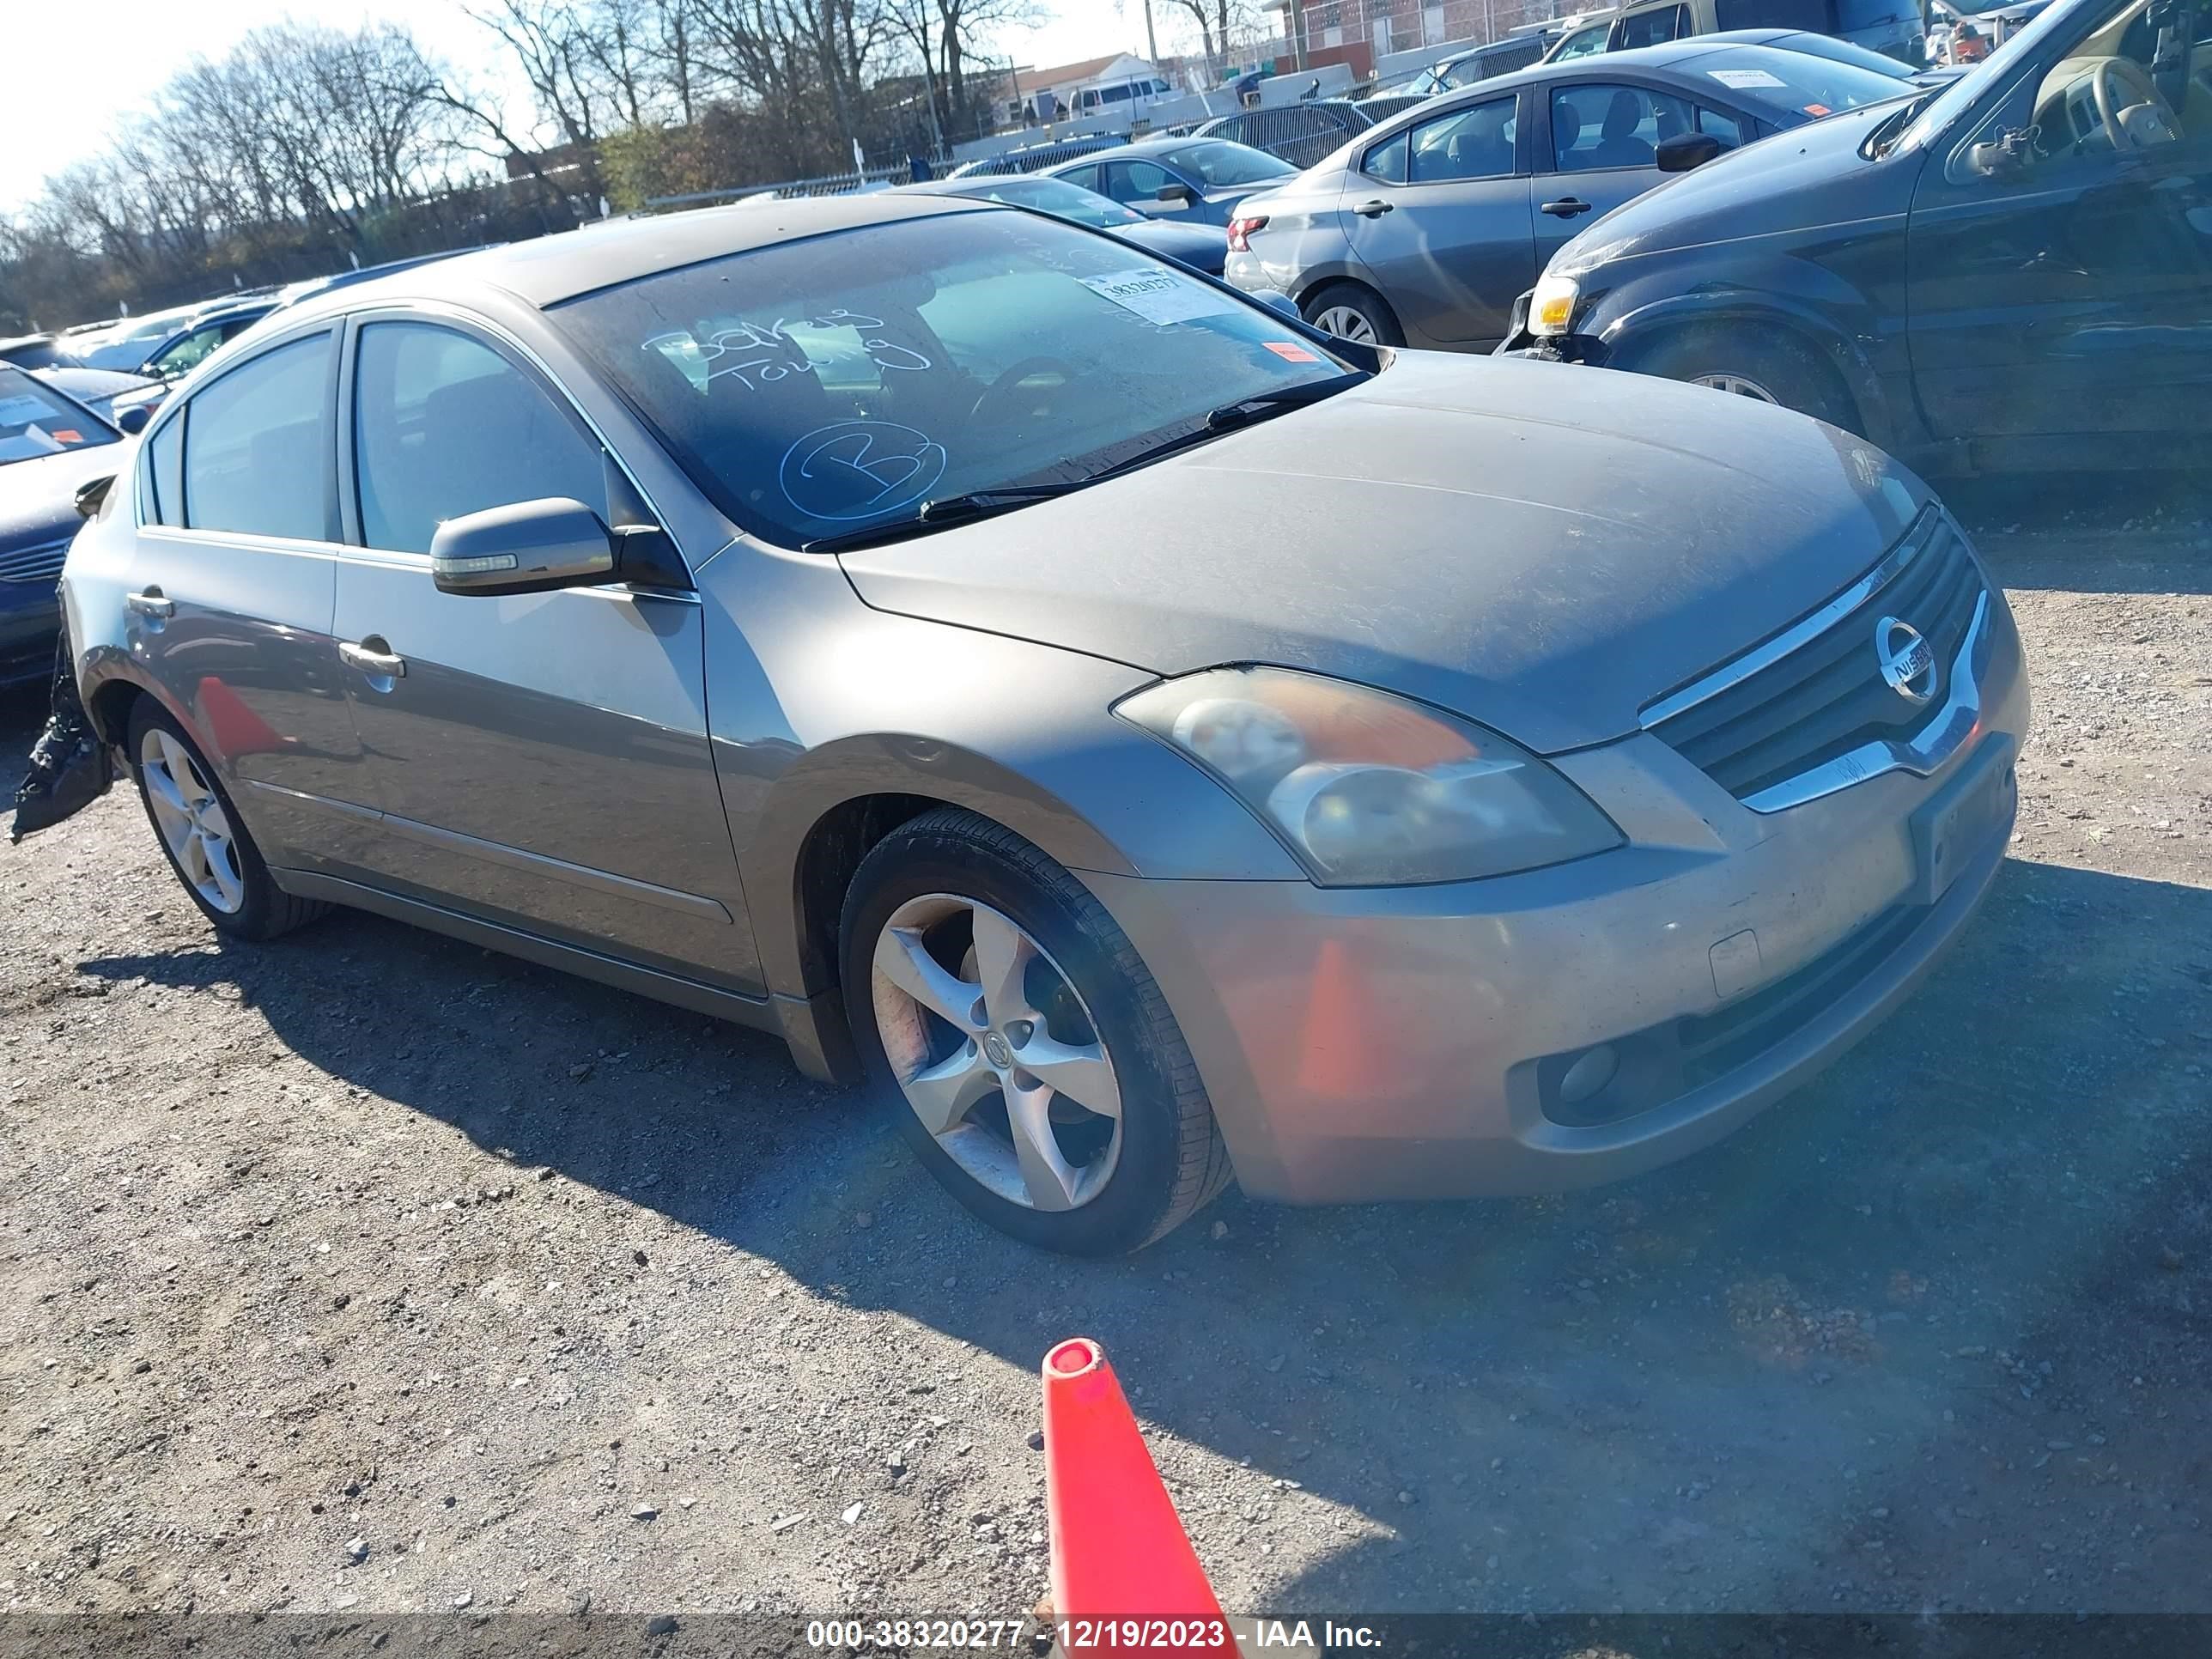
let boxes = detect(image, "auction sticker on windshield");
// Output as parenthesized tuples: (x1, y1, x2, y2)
(1709, 68, 1787, 88)
(1079, 267, 1242, 327)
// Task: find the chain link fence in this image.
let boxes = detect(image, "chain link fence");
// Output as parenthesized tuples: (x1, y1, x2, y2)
(1297, 0, 1581, 55)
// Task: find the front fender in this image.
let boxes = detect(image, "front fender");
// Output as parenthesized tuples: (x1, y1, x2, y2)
(698, 544, 1305, 1005)
(1597, 277, 1901, 450)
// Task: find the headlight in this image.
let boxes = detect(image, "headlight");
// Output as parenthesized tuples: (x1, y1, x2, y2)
(1115, 666, 1622, 886)
(1529, 272, 1582, 337)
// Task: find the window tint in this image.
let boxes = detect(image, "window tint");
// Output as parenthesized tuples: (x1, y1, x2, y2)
(1361, 129, 1411, 184)
(1552, 84, 1698, 171)
(353, 323, 604, 556)
(1407, 98, 1518, 183)
(1613, 3, 1687, 47)
(145, 413, 184, 525)
(1158, 140, 1297, 185)
(1102, 160, 1174, 204)
(1055, 162, 1101, 191)
(180, 336, 330, 540)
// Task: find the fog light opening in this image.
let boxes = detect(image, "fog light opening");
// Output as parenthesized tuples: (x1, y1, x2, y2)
(1556, 1043, 1620, 1107)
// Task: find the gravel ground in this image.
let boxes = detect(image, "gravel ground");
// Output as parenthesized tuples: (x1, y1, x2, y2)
(2, 476, 2208, 1624)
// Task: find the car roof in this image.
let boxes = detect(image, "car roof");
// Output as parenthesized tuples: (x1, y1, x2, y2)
(1371, 36, 1828, 110)
(270, 194, 997, 319)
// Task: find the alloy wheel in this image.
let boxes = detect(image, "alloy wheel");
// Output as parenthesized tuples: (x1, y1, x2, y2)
(1313, 305, 1379, 344)
(870, 894, 1123, 1212)
(1691, 372, 1780, 404)
(140, 727, 246, 914)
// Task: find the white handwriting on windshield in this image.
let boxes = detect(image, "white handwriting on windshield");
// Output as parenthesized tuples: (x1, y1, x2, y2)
(690, 312, 933, 392)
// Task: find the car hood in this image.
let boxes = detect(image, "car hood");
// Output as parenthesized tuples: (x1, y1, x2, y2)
(1547, 100, 1909, 277)
(0, 442, 122, 556)
(1113, 218, 1230, 271)
(838, 352, 1930, 753)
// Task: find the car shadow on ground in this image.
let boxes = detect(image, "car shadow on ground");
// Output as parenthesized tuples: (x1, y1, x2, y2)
(69, 849, 2212, 1610)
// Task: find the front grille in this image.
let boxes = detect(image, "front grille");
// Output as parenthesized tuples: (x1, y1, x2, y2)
(1643, 511, 1984, 805)
(0, 537, 70, 585)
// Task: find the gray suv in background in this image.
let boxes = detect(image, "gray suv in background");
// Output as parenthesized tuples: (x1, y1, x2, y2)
(58, 195, 2025, 1254)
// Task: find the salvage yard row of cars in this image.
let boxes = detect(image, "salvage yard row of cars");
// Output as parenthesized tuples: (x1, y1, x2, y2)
(7, 0, 2196, 1254)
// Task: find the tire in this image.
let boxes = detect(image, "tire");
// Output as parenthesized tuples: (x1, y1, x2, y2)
(1629, 324, 1858, 432)
(838, 807, 1231, 1255)
(128, 699, 325, 941)
(1301, 281, 1406, 349)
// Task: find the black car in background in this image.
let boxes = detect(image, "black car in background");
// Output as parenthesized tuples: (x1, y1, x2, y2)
(0, 367, 123, 687)
(1504, 0, 2209, 472)
(907, 175, 1232, 274)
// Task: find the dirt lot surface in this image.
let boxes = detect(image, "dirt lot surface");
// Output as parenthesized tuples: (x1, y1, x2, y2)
(2, 475, 2209, 1625)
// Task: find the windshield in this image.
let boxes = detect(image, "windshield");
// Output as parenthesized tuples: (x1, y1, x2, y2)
(0, 366, 118, 465)
(1893, 0, 2087, 149)
(553, 211, 1350, 548)
(949, 176, 1146, 228)
(1158, 140, 1297, 186)
(1680, 46, 1915, 120)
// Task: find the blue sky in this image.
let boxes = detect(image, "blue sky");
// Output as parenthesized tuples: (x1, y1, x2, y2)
(3, 0, 1152, 214)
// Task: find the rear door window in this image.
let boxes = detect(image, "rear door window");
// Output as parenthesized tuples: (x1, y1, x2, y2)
(1407, 97, 1520, 183)
(1361, 130, 1411, 184)
(1101, 159, 1175, 204)
(179, 335, 331, 540)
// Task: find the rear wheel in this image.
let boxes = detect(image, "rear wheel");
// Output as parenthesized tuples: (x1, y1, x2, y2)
(1301, 282, 1405, 348)
(1631, 325, 1858, 432)
(839, 807, 1231, 1255)
(129, 700, 324, 940)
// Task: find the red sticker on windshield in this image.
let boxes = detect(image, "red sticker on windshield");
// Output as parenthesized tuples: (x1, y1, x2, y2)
(52, 429, 82, 443)
(1264, 340, 1322, 363)
(1804, 103, 1832, 116)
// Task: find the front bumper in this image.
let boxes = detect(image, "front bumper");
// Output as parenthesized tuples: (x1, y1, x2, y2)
(1086, 586, 2029, 1204)
(0, 586, 62, 686)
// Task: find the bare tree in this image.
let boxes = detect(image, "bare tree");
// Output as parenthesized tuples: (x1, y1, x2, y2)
(1163, 0, 1254, 78)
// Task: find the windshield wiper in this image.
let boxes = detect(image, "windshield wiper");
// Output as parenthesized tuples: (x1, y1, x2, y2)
(1206, 371, 1369, 429)
(801, 372, 1370, 553)
(801, 483, 1089, 551)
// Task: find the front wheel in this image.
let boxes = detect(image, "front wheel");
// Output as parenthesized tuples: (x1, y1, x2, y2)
(1630, 325, 1859, 433)
(839, 808, 1231, 1255)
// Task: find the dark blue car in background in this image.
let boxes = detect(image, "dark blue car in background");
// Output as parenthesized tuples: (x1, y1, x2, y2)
(0, 367, 121, 688)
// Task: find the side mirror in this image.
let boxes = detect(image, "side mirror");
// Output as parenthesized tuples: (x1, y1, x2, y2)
(74, 474, 115, 519)
(1157, 181, 1197, 204)
(1256, 289, 1302, 319)
(116, 404, 151, 434)
(1963, 126, 2036, 179)
(1656, 131, 1724, 173)
(430, 496, 617, 596)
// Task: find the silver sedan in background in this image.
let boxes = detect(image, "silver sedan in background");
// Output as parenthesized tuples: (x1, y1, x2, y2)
(1225, 40, 1914, 348)
(58, 196, 2024, 1254)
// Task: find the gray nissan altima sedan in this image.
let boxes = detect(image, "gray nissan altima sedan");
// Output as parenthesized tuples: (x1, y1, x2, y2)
(58, 194, 2027, 1255)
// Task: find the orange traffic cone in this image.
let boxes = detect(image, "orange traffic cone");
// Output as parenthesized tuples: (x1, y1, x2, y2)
(195, 677, 289, 761)
(1041, 1338, 1237, 1657)
(1294, 937, 1390, 1104)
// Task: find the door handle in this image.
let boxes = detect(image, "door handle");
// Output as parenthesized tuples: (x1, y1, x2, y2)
(1541, 197, 1595, 218)
(339, 640, 407, 679)
(126, 589, 175, 618)
(1354, 198, 1395, 217)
